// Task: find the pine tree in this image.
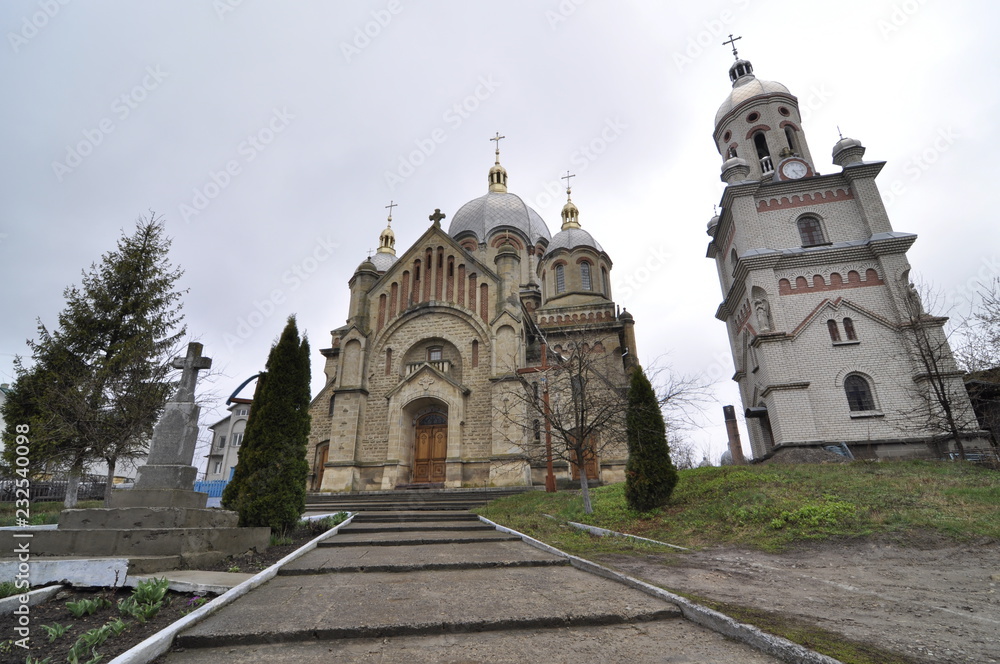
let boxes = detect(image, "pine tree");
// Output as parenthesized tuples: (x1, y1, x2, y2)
(2, 215, 186, 506)
(222, 316, 311, 533)
(624, 367, 678, 512)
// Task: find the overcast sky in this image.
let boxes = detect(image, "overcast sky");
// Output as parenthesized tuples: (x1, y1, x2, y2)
(2, 1, 998, 468)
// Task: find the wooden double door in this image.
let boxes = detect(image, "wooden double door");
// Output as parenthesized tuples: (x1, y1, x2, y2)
(413, 412, 447, 483)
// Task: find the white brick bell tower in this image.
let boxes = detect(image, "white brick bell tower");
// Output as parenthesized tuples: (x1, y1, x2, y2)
(705, 37, 986, 460)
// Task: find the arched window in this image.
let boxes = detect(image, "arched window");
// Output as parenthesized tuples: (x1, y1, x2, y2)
(555, 264, 565, 293)
(784, 127, 797, 155)
(533, 419, 540, 441)
(827, 319, 841, 342)
(580, 262, 592, 290)
(845, 375, 876, 412)
(797, 216, 825, 247)
(729, 248, 738, 273)
(843, 318, 857, 341)
(601, 267, 609, 296)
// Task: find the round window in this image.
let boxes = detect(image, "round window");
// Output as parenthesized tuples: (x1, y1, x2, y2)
(722, 130, 731, 142)
(747, 111, 760, 123)
(778, 107, 790, 116)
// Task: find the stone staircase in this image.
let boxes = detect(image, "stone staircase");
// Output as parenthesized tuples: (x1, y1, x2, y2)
(304, 486, 534, 512)
(161, 510, 783, 663)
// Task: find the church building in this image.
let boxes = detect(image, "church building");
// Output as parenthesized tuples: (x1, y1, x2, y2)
(306, 141, 637, 492)
(706, 43, 986, 460)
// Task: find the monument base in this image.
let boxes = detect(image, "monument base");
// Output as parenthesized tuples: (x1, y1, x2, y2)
(108, 488, 208, 509)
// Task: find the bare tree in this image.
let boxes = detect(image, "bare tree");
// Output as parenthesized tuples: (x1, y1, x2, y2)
(900, 281, 981, 460)
(494, 331, 716, 513)
(494, 329, 626, 514)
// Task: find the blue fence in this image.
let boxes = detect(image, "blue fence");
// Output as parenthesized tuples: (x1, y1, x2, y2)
(193, 479, 228, 498)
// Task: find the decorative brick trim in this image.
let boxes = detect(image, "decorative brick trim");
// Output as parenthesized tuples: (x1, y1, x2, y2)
(779, 120, 800, 131)
(745, 124, 772, 139)
(537, 310, 614, 326)
(490, 235, 525, 250)
(757, 187, 854, 212)
(779, 268, 883, 295)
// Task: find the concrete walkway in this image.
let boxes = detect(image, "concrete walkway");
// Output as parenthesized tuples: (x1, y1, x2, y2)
(159, 511, 783, 663)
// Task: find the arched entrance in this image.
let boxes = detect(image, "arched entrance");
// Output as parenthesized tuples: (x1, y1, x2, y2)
(413, 411, 447, 483)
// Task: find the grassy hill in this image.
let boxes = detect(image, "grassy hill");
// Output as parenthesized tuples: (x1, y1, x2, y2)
(475, 460, 1000, 553)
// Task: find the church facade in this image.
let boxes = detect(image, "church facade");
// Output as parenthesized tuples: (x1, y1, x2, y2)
(306, 147, 637, 492)
(706, 50, 986, 460)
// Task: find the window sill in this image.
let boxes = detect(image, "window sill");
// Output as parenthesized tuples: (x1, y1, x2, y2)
(849, 410, 884, 419)
(802, 242, 833, 248)
(832, 340, 860, 347)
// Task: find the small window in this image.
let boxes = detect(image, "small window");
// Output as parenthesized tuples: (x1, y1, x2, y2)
(213, 462, 222, 474)
(797, 216, 825, 246)
(843, 318, 857, 341)
(533, 419, 540, 441)
(232, 433, 244, 447)
(428, 346, 443, 362)
(827, 319, 841, 342)
(601, 267, 609, 296)
(845, 375, 876, 412)
(730, 248, 738, 273)
(236, 408, 248, 417)
(580, 262, 592, 290)
(328, 395, 336, 417)
(217, 435, 226, 449)
(555, 265, 565, 293)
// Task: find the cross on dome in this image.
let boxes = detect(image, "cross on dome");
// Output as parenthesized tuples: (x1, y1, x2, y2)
(722, 33, 742, 59)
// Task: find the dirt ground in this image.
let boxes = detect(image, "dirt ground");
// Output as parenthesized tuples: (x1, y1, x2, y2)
(596, 536, 1000, 664)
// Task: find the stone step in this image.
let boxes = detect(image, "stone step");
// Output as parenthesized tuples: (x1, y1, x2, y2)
(280, 540, 568, 575)
(164, 620, 782, 664)
(319, 531, 521, 547)
(175, 566, 682, 647)
(305, 501, 492, 512)
(349, 511, 480, 523)
(339, 521, 494, 534)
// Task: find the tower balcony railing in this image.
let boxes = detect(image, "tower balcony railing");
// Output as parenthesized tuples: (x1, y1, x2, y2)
(406, 360, 451, 375)
(759, 155, 774, 175)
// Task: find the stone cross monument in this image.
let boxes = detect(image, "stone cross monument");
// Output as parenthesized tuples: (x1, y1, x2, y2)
(112, 342, 213, 509)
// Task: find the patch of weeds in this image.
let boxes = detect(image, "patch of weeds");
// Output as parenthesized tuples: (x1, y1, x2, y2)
(0, 581, 20, 599)
(227, 565, 241, 573)
(269, 534, 293, 546)
(770, 496, 857, 530)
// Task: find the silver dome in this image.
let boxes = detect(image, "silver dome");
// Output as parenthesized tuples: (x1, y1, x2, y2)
(715, 76, 792, 126)
(370, 251, 397, 273)
(544, 228, 603, 257)
(449, 191, 551, 246)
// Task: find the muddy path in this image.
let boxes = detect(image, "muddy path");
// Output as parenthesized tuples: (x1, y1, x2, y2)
(595, 538, 1000, 663)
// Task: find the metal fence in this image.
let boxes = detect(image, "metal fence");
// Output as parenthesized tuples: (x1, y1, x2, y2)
(0, 477, 108, 503)
(193, 479, 228, 498)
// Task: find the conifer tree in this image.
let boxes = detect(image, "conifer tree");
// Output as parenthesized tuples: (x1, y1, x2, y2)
(624, 367, 678, 512)
(2, 215, 185, 506)
(222, 316, 311, 533)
